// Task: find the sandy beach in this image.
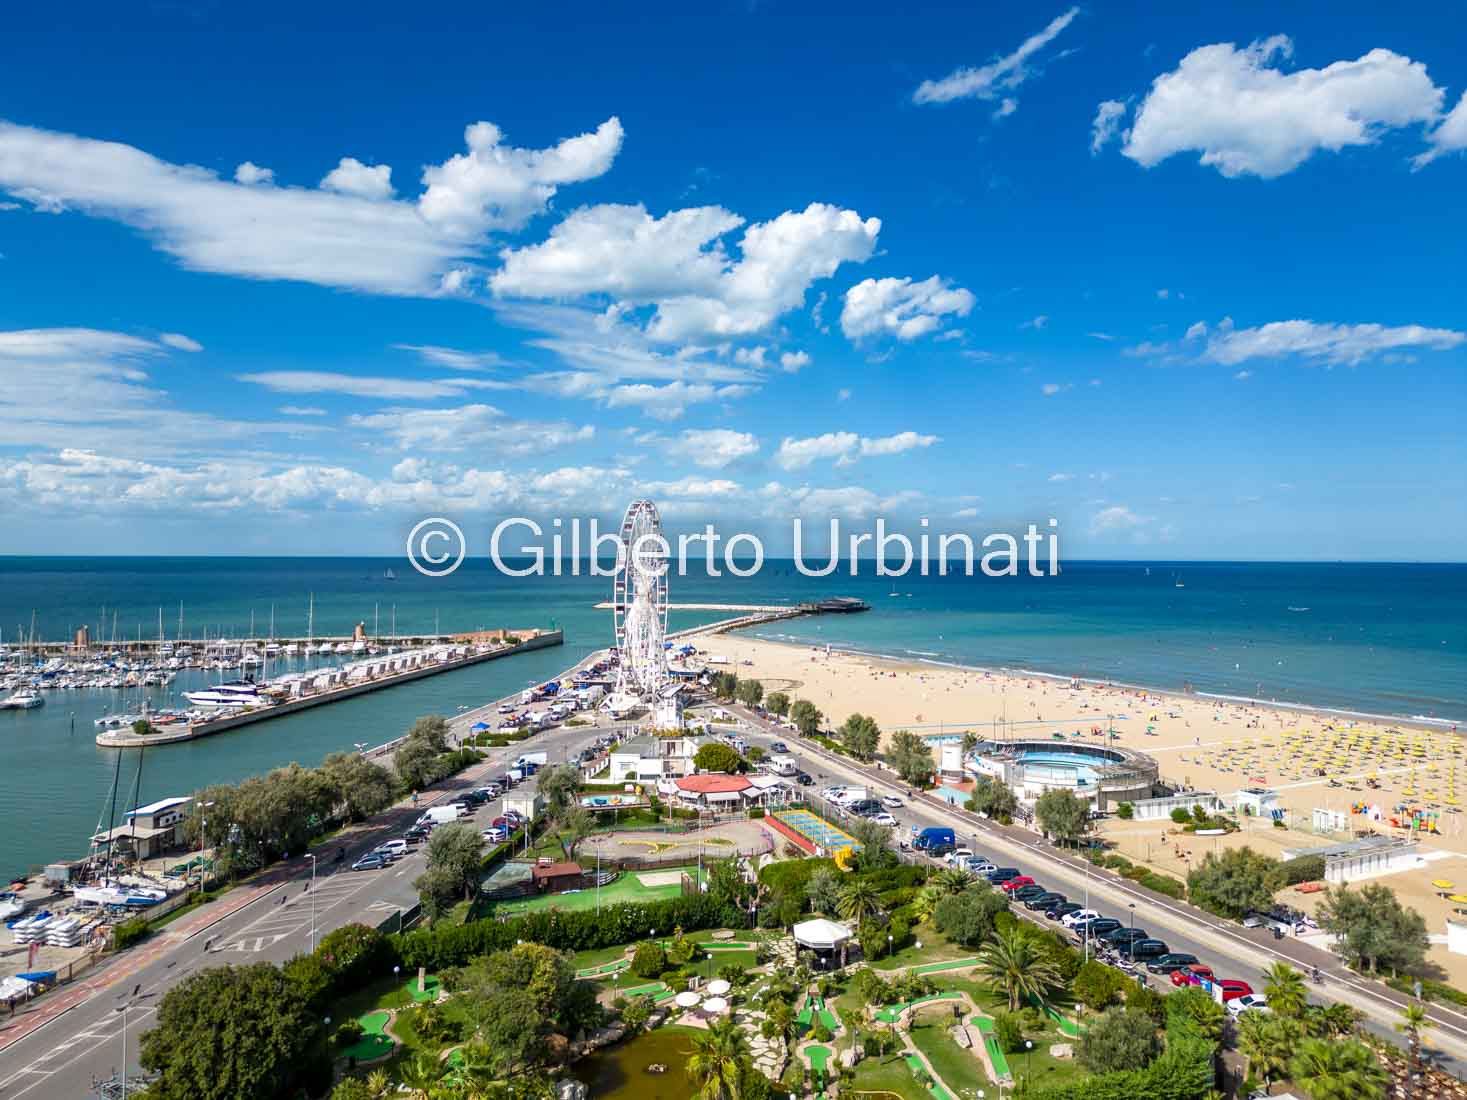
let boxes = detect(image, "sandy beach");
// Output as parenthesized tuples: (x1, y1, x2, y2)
(713, 632, 1467, 984)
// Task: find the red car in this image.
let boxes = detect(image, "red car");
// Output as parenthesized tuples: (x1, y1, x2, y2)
(1171, 965, 1215, 987)
(999, 876, 1036, 893)
(1218, 979, 1253, 1002)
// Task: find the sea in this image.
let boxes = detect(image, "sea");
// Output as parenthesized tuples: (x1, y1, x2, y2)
(0, 557, 1463, 877)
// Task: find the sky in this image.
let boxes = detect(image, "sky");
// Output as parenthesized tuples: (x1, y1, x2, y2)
(0, 0, 1464, 561)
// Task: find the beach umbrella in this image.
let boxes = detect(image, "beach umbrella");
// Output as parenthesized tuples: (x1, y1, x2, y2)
(675, 991, 702, 1009)
(702, 996, 729, 1013)
(706, 979, 732, 996)
(1449, 895, 1467, 905)
(1432, 879, 1455, 890)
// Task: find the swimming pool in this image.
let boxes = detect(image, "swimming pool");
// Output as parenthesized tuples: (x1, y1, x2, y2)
(1013, 749, 1118, 785)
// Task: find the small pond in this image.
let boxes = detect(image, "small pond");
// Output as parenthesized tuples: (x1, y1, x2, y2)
(571, 1026, 697, 1100)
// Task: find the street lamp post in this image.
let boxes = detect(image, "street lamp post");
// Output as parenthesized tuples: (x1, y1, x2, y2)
(306, 853, 318, 952)
(1025, 1039, 1034, 1080)
(888, 933, 894, 960)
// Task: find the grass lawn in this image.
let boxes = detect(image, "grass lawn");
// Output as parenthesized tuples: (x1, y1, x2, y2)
(484, 865, 706, 916)
(909, 1020, 988, 1093)
(1008, 1034, 1089, 1093)
(869, 926, 972, 971)
(850, 1051, 926, 1100)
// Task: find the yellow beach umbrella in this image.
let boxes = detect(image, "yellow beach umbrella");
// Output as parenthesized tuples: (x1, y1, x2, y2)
(1449, 894, 1467, 904)
(1432, 879, 1455, 890)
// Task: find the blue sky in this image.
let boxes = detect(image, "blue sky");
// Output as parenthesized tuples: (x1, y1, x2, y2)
(0, 0, 1463, 560)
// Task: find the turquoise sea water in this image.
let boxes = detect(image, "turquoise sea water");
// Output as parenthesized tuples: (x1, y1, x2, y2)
(0, 557, 1463, 876)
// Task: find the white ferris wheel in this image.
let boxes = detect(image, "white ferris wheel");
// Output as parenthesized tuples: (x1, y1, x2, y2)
(611, 499, 670, 701)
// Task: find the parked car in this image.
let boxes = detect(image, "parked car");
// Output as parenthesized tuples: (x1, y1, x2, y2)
(1077, 918, 1122, 940)
(1024, 891, 1066, 911)
(1011, 885, 1047, 902)
(960, 856, 994, 875)
(1172, 965, 1215, 987)
(872, 813, 899, 827)
(795, 772, 814, 786)
(1061, 908, 1101, 928)
(987, 867, 1021, 884)
(403, 826, 429, 844)
(351, 854, 387, 872)
(944, 848, 975, 865)
(482, 828, 507, 843)
(999, 875, 1037, 893)
(1146, 953, 1198, 975)
(374, 839, 408, 859)
(1228, 993, 1269, 1017)
(881, 795, 904, 809)
(1218, 979, 1254, 1002)
(1116, 938, 1169, 960)
(1046, 902, 1083, 921)
(1103, 927, 1149, 946)
(770, 742, 789, 754)
(462, 790, 489, 806)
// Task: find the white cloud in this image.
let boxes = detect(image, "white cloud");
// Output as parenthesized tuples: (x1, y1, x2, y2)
(837, 387, 852, 401)
(733, 346, 768, 368)
(839, 275, 975, 342)
(158, 332, 203, 352)
(1121, 36, 1444, 177)
(1156, 288, 1170, 300)
(346, 403, 594, 455)
(604, 380, 749, 421)
(663, 428, 760, 469)
(238, 371, 487, 400)
(775, 429, 938, 470)
(1184, 321, 1208, 340)
(0, 115, 621, 295)
(914, 7, 1079, 113)
(1202, 319, 1465, 366)
(491, 200, 878, 344)
(1021, 315, 1049, 330)
(1090, 100, 1128, 154)
(233, 161, 274, 185)
(278, 405, 327, 416)
(952, 507, 979, 518)
(1234, 370, 1252, 381)
(1048, 472, 1074, 482)
(393, 344, 510, 371)
(779, 350, 810, 372)
(1416, 90, 1467, 167)
(1089, 504, 1152, 536)
(320, 157, 394, 200)
(1040, 383, 1071, 396)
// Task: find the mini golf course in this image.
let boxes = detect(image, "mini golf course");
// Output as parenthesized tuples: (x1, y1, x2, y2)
(797, 994, 839, 1033)
(341, 1010, 394, 1062)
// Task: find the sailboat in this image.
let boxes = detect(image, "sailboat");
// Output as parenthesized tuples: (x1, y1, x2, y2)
(383, 567, 397, 581)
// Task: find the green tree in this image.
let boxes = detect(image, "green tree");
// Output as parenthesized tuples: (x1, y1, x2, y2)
(694, 743, 745, 774)
(836, 878, 884, 930)
(397, 1050, 446, 1100)
(1314, 1001, 1362, 1038)
(1185, 846, 1284, 919)
(1077, 1007, 1161, 1073)
(631, 940, 667, 978)
(536, 763, 581, 815)
(1318, 881, 1430, 975)
(932, 886, 1009, 947)
(735, 679, 764, 708)
(978, 925, 1062, 1012)
(1237, 1011, 1303, 1085)
(554, 805, 595, 861)
(887, 729, 934, 785)
(762, 996, 798, 1054)
(966, 775, 1018, 821)
(960, 731, 979, 758)
(929, 867, 971, 897)
(1167, 985, 1226, 1041)
(413, 865, 461, 921)
(138, 963, 313, 1100)
(806, 867, 841, 914)
(1396, 1001, 1433, 1078)
(685, 1015, 753, 1100)
(1289, 1037, 1388, 1100)
(622, 993, 654, 1035)
(765, 692, 790, 717)
(408, 714, 451, 751)
(424, 821, 486, 899)
(838, 713, 881, 760)
(1034, 788, 1090, 847)
(1071, 960, 1125, 1013)
(788, 700, 822, 737)
(321, 751, 396, 821)
(712, 671, 740, 701)
(1263, 961, 1308, 1018)
(1116, 801, 1135, 820)
(394, 737, 442, 792)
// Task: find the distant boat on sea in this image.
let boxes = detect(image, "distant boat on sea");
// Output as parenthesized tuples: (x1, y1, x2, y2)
(384, 567, 397, 581)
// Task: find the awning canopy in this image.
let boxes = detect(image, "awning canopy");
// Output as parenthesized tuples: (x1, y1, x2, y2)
(792, 918, 853, 950)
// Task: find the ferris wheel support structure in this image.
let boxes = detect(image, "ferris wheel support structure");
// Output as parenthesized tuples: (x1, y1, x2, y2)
(610, 499, 670, 706)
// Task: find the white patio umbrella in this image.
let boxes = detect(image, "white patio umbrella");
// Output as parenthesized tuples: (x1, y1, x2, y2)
(702, 996, 728, 1013)
(706, 979, 732, 996)
(675, 991, 702, 1009)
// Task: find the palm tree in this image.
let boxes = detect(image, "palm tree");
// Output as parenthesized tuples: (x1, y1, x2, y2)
(836, 879, 883, 930)
(930, 867, 971, 896)
(1290, 1037, 1388, 1100)
(398, 1052, 446, 1100)
(976, 925, 1062, 1012)
(685, 1016, 752, 1100)
(1396, 1001, 1434, 1076)
(763, 996, 798, 1054)
(909, 884, 944, 924)
(365, 1069, 392, 1099)
(1237, 1013, 1302, 1086)
(1315, 1002, 1363, 1038)
(1263, 961, 1308, 1018)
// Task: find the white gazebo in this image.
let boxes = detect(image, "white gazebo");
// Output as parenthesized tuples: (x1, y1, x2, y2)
(792, 917, 853, 967)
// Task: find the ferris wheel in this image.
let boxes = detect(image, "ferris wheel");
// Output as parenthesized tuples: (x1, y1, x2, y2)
(611, 499, 670, 700)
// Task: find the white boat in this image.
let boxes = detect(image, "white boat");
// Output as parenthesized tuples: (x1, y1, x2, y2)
(72, 882, 165, 908)
(0, 894, 25, 920)
(282, 642, 299, 656)
(0, 689, 43, 710)
(182, 679, 269, 709)
(334, 641, 352, 654)
(351, 640, 367, 655)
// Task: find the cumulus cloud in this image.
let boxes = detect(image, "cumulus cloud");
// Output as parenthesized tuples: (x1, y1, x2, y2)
(663, 428, 760, 469)
(494, 201, 880, 344)
(914, 7, 1079, 115)
(233, 161, 274, 185)
(0, 115, 622, 295)
(1090, 100, 1127, 154)
(320, 157, 394, 200)
(1089, 504, 1152, 536)
(603, 380, 751, 421)
(1416, 89, 1467, 167)
(779, 350, 811, 372)
(775, 429, 938, 470)
(1120, 36, 1444, 177)
(158, 332, 203, 352)
(839, 275, 975, 342)
(1021, 315, 1049, 330)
